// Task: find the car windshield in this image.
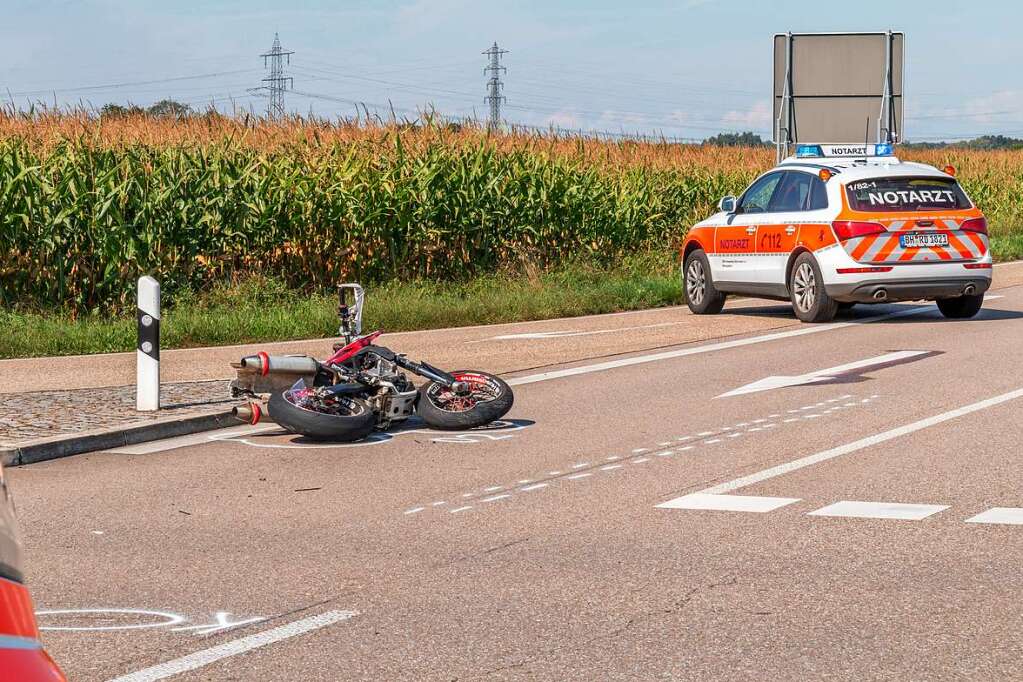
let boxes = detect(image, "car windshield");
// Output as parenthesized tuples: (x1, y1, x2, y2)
(845, 177, 971, 212)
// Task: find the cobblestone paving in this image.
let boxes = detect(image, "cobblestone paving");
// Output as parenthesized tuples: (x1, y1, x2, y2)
(0, 380, 234, 446)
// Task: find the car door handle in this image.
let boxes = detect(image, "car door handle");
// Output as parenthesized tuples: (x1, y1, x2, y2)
(746, 226, 757, 234)
(785, 225, 796, 234)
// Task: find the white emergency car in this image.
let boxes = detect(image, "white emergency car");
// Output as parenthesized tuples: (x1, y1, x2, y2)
(680, 144, 992, 322)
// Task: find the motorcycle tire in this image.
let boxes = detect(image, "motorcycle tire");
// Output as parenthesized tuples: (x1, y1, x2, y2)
(268, 388, 376, 442)
(417, 370, 514, 431)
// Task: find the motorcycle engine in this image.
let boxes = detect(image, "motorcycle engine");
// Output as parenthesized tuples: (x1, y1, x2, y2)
(360, 352, 417, 425)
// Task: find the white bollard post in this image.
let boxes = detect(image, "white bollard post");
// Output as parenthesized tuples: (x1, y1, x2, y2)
(136, 276, 161, 411)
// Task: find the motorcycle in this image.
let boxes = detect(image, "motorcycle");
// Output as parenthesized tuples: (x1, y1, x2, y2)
(230, 284, 514, 441)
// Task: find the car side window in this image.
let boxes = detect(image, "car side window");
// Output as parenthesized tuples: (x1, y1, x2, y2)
(738, 172, 784, 214)
(769, 172, 813, 213)
(807, 175, 829, 210)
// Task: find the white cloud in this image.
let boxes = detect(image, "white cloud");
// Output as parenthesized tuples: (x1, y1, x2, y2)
(722, 100, 772, 129)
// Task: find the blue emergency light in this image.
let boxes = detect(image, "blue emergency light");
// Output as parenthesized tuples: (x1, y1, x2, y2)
(874, 143, 894, 156)
(796, 144, 823, 158)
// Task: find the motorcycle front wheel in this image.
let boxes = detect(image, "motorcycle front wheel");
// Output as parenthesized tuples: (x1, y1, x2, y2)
(417, 370, 514, 430)
(268, 385, 376, 442)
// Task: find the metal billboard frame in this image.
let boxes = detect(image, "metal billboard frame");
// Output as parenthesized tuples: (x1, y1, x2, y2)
(774, 31, 904, 162)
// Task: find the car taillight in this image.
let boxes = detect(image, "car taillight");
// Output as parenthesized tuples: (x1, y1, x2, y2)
(832, 221, 886, 240)
(961, 217, 988, 235)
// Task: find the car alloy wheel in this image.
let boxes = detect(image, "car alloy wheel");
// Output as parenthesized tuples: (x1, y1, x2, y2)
(686, 258, 706, 306)
(793, 262, 817, 312)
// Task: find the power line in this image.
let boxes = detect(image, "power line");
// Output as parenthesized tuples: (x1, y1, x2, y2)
(483, 42, 508, 128)
(260, 33, 294, 119)
(6, 69, 260, 97)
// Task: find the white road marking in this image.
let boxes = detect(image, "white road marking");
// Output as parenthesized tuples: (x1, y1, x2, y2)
(548, 471, 563, 476)
(600, 464, 623, 471)
(431, 501, 446, 507)
(717, 350, 931, 398)
(965, 508, 1023, 525)
(678, 445, 695, 451)
(105, 424, 275, 455)
(632, 457, 651, 463)
(606, 455, 621, 460)
(571, 462, 590, 469)
(657, 493, 801, 513)
(632, 448, 649, 453)
(700, 386, 1023, 495)
(658, 441, 674, 446)
(676, 436, 692, 442)
(106, 610, 358, 682)
(506, 303, 936, 386)
(517, 480, 532, 484)
(461, 493, 474, 498)
(483, 486, 503, 492)
(808, 501, 948, 521)
(486, 320, 684, 341)
(727, 432, 743, 438)
(783, 418, 799, 423)
(697, 431, 714, 436)
(404, 507, 425, 515)
(567, 473, 592, 480)
(656, 450, 675, 456)
(704, 438, 722, 444)
(482, 494, 511, 503)
(450, 506, 473, 513)
(520, 483, 548, 491)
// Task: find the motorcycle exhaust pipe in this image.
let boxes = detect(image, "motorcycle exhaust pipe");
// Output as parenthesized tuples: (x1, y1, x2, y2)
(233, 352, 319, 376)
(232, 401, 264, 425)
(963, 284, 977, 296)
(873, 289, 888, 301)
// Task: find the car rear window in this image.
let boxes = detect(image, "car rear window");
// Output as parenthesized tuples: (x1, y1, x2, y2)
(845, 177, 971, 212)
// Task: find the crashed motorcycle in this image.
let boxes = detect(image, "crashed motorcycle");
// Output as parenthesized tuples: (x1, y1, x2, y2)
(230, 284, 514, 441)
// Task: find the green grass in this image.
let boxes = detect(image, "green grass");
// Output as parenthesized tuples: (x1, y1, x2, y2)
(0, 254, 681, 359)
(4, 238, 1018, 361)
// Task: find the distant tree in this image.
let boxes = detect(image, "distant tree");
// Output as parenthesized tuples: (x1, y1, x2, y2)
(147, 99, 192, 118)
(904, 135, 1023, 151)
(100, 103, 144, 118)
(703, 131, 768, 147)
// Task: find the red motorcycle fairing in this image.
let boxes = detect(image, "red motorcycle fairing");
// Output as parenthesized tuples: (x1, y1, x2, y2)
(324, 330, 384, 366)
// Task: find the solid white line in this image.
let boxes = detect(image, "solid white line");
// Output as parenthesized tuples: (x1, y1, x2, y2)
(106, 610, 358, 682)
(808, 501, 948, 521)
(657, 493, 801, 513)
(701, 386, 1023, 495)
(965, 508, 1023, 525)
(505, 303, 936, 386)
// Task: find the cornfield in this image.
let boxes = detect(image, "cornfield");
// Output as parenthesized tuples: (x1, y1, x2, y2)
(1, 111, 1020, 314)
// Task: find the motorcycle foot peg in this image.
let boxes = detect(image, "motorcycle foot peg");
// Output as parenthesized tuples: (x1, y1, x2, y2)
(232, 401, 263, 425)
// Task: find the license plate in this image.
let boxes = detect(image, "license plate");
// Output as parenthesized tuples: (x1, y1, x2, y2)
(900, 232, 949, 248)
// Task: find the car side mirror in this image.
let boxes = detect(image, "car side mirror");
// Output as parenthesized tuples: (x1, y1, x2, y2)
(718, 195, 737, 214)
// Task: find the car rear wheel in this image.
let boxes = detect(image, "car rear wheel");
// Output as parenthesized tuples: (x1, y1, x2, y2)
(936, 293, 984, 319)
(684, 249, 726, 315)
(789, 253, 838, 323)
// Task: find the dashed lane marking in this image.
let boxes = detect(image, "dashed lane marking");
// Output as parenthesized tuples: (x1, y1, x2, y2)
(406, 393, 881, 519)
(965, 508, 1023, 525)
(482, 494, 511, 503)
(807, 501, 948, 521)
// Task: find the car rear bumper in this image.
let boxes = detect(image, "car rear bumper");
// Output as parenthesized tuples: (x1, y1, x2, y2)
(825, 276, 991, 303)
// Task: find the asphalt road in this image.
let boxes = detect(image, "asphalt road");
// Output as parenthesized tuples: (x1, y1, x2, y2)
(10, 278, 1023, 681)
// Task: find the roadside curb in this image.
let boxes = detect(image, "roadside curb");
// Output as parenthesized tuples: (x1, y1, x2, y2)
(0, 410, 237, 467)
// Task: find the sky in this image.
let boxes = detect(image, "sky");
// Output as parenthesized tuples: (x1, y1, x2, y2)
(2, 0, 1022, 141)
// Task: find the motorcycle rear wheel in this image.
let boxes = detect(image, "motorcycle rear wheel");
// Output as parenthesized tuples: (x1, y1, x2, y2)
(417, 370, 514, 430)
(268, 387, 376, 442)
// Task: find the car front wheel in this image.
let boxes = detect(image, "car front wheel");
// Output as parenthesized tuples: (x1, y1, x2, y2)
(684, 249, 726, 315)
